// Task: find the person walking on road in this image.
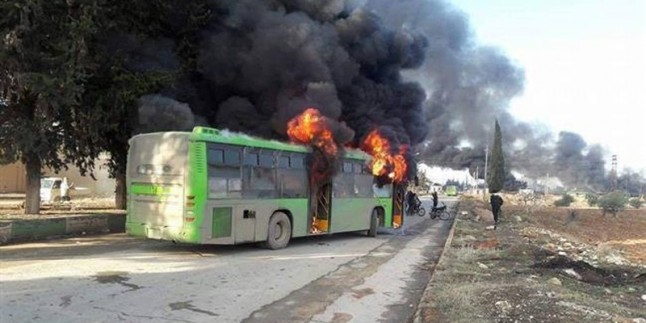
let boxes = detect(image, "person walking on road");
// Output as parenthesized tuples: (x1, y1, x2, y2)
(490, 192, 504, 229)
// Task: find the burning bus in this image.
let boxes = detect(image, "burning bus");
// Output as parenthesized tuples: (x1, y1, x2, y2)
(126, 109, 408, 249)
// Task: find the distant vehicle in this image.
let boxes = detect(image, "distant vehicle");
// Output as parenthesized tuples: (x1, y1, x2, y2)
(40, 177, 90, 203)
(445, 185, 458, 196)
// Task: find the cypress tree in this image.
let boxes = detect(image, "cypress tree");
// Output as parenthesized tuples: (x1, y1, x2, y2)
(488, 119, 505, 193)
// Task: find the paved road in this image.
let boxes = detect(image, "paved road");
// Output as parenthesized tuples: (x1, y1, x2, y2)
(0, 197, 457, 323)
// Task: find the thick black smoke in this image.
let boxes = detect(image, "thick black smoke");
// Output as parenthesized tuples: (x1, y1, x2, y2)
(123, 0, 618, 189)
(136, 95, 196, 133)
(555, 132, 606, 188)
(367, 0, 612, 189)
(126, 0, 428, 181)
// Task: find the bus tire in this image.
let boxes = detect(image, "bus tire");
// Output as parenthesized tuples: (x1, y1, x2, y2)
(367, 209, 378, 237)
(263, 212, 291, 250)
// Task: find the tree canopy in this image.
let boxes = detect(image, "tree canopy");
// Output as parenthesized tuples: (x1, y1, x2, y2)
(1, 1, 102, 213)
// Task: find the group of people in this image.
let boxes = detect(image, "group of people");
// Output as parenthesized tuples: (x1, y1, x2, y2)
(406, 190, 440, 215)
(405, 188, 505, 229)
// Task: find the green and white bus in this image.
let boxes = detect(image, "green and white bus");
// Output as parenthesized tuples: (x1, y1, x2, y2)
(126, 127, 405, 249)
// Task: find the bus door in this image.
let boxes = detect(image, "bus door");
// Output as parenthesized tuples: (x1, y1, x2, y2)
(310, 182, 331, 234)
(392, 184, 405, 229)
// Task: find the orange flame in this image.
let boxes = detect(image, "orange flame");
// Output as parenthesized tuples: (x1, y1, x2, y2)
(287, 108, 337, 155)
(361, 130, 408, 182)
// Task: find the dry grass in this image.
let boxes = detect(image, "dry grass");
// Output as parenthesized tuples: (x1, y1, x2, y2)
(0, 197, 120, 218)
(421, 198, 646, 323)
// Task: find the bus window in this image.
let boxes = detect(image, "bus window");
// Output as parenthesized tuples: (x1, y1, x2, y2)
(208, 166, 242, 199)
(372, 183, 392, 198)
(290, 155, 304, 169)
(208, 147, 242, 199)
(208, 178, 228, 198)
(355, 174, 373, 198)
(353, 163, 363, 174)
(343, 161, 353, 173)
(208, 149, 224, 165)
(259, 153, 274, 168)
(333, 173, 354, 198)
(278, 168, 307, 198)
(251, 167, 277, 198)
(224, 149, 241, 166)
(278, 156, 289, 168)
(244, 152, 258, 166)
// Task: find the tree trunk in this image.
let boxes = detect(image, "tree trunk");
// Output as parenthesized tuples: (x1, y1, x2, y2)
(24, 156, 42, 214)
(115, 172, 127, 210)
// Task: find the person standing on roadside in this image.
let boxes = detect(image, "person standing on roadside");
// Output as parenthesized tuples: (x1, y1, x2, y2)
(490, 192, 504, 229)
(431, 191, 439, 210)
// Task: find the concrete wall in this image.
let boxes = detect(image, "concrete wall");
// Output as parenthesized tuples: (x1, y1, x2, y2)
(0, 154, 115, 195)
(0, 162, 26, 193)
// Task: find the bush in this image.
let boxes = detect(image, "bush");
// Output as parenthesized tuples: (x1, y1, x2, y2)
(585, 193, 599, 206)
(628, 198, 643, 209)
(598, 191, 628, 216)
(554, 193, 574, 207)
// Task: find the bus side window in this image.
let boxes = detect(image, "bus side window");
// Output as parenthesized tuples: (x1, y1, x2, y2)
(290, 155, 304, 169)
(247, 151, 277, 199)
(208, 149, 224, 165)
(372, 182, 392, 198)
(343, 161, 353, 173)
(224, 149, 241, 166)
(355, 173, 373, 198)
(279, 153, 307, 198)
(259, 153, 273, 168)
(278, 155, 289, 168)
(244, 152, 258, 166)
(208, 147, 242, 199)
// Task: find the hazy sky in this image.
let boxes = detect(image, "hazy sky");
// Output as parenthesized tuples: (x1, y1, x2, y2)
(450, 0, 646, 172)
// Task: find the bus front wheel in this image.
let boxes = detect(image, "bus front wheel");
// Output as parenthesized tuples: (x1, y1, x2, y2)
(263, 212, 292, 250)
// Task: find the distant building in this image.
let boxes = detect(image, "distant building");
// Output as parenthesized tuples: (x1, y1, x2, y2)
(430, 183, 443, 193)
(522, 176, 564, 194)
(417, 163, 477, 187)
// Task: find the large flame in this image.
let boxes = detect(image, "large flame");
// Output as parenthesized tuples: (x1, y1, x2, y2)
(361, 130, 408, 183)
(287, 108, 337, 155)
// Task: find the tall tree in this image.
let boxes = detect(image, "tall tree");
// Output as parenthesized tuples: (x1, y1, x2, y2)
(80, 0, 209, 208)
(0, 1, 101, 213)
(487, 119, 505, 193)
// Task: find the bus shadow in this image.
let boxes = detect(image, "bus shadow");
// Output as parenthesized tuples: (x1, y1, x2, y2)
(173, 231, 385, 256)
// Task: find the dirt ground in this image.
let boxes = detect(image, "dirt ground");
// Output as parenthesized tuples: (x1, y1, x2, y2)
(418, 196, 646, 323)
(0, 197, 121, 220)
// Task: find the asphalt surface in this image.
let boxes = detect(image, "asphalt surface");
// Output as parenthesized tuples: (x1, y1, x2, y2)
(0, 197, 456, 323)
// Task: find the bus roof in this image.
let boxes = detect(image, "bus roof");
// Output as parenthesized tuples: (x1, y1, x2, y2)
(134, 127, 371, 160)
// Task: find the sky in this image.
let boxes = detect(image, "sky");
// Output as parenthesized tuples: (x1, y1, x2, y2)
(449, 0, 646, 173)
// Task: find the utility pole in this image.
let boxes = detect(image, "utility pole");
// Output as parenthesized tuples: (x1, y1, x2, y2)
(475, 166, 479, 194)
(483, 145, 489, 199)
(610, 155, 618, 191)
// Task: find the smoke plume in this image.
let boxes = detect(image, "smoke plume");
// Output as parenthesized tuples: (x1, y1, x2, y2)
(121, 0, 621, 189)
(123, 0, 428, 181)
(367, 0, 612, 189)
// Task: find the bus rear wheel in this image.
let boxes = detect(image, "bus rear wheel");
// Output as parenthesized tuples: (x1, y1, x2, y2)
(367, 209, 379, 237)
(263, 212, 291, 250)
